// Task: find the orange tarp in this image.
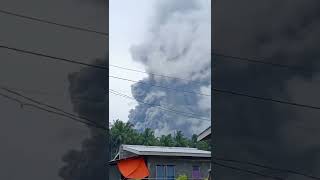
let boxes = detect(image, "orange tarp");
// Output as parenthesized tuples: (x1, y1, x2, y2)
(117, 157, 149, 179)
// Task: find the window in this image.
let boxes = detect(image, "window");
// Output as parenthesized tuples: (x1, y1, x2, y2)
(156, 165, 175, 180)
(166, 165, 175, 180)
(192, 166, 201, 180)
(156, 165, 165, 179)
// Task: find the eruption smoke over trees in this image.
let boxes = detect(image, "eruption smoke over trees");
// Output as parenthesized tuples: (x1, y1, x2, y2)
(128, 0, 211, 137)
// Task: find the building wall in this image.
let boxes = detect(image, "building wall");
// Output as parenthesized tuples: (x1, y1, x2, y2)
(109, 165, 121, 180)
(146, 156, 210, 179)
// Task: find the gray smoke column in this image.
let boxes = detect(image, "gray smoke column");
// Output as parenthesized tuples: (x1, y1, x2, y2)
(128, 0, 211, 137)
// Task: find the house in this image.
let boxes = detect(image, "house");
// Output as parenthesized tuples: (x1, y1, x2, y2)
(109, 144, 211, 180)
(197, 126, 211, 142)
(197, 126, 212, 179)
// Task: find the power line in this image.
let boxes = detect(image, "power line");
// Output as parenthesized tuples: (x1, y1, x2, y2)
(213, 157, 320, 180)
(4, 43, 320, 110)
(1, 89, 312, 179)
(1, 84, 104, 104)
(109, 89, 210, 121)
(0, 43, 207, 85)
(1, 86, 97, 123)
(2, 87, 318, 179)
(3, 7, 316, 179)
(213, 52, 310, 74)
(2, 50, 319, 112)
(0, 83, 210, 121)
(0, 86, 107, 129)
(214, 161, 284, 180)
(0, 84, 210, 121)
(213, 87, 320, 111)
(0, 9, 108, 36)
(6, 86, 101, 103)
(110, 64, 204, 85)
(4, 86, 66, 97)
(109, 76, 211, 97)
(1, 92, 308, 179)
(0, 84, 107, 104)
(0, 91, 107, 131)
(0, 45, 107, 70)
(0, 42, 313, 78)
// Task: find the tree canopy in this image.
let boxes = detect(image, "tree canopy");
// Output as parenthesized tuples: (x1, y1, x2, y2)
(110, 120, 211, 157)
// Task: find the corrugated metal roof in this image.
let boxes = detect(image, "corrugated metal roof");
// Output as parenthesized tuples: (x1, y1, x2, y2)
(197, 126, 211, 141)
(121, 144, 211, 157)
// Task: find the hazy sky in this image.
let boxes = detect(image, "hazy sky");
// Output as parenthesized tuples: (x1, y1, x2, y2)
(109, 0, 156, 123)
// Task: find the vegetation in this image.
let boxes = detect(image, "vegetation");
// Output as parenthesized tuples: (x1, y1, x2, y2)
(110, 120, 211, 157)
(176, 175, 188, 180)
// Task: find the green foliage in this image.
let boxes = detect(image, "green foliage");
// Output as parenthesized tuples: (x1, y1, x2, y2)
(159, 134, 174, 147)
(174, 131, 189, 147)
(176, 174, 188, 180)
(110, 120, 211, 157)
(141, 128, 158, 146)
(110, 120, 142, 156)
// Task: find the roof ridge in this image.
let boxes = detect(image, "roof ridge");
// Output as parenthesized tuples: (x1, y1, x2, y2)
(123, 144, 199, 149)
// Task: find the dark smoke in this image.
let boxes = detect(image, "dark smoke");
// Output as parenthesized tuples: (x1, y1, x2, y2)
(128, 0, 211, 137)
(213, 0, 320, 179)
(59, 59, 108, 180)
(77, 0, 106, 5)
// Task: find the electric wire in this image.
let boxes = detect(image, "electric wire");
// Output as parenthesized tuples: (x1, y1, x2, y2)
(1, 86, 98, 123)
(0, 9, 108, 36)
(109, 89, 210, 121)
(0, 91, 107, 130)
(1, 86, 312, 179)
(213, 161, 284, 180)
(0, 45, 107, 70)
(1, 44, 208, 85)
(0, 88, 318, 179)
(213, 52, 310, 74)
(2, 84, 106, 103)
(213, 156, 320, 180)
(109, 64, 205, 86)
(109, 76, 211, 97)
(212, 87, 320, 111)
(0, 8, 318, 179)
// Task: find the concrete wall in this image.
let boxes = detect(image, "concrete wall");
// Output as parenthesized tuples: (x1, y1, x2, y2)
(146, 156, 210, 179)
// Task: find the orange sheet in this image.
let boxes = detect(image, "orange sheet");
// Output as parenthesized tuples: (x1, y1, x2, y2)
(117, 157, 149, 179)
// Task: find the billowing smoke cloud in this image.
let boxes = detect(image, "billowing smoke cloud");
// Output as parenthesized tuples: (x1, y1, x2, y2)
(59, 59, 108, 180)
(128, 0, 211, 137)
(213, 0, 320, 179)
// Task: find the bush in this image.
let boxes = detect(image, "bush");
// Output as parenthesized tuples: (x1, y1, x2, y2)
(176, 174, 188, 180)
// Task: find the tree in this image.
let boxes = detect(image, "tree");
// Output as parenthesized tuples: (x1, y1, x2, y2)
(196, 140, 210, 151)
(110, 120, 140, 156)
(159, 134, 174, 147)
(174, 131, 188, 147)
(141, 128, 158, 146)
(189, 134, 198, 148)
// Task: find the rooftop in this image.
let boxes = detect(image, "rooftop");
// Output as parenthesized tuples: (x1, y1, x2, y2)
(197, 126, 211, 141)
(121, 144, 211, 158)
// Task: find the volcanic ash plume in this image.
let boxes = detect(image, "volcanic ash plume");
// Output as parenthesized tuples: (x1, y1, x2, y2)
(128, 0, 211, 137)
